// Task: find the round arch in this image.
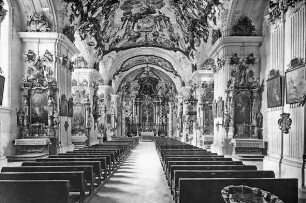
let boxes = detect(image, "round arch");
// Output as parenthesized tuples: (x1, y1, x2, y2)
(110, 47, 193, 84)
(113, 64, 181, 94)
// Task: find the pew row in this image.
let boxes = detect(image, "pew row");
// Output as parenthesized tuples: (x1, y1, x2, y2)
(2, 165, 94, 194)
(177, 178, 298, 203)
(0, 180, 73, 203)
(172, 170, 275, 200)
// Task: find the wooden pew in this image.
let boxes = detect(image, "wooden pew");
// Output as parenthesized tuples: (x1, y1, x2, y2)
(76, 149, 121, 161)
(36, 157, 108, 179)
(91, 144, 128, 154)
(172, 170, 275, 198)
(0, 172, 86, 202)
(163, 157, 233, 171)
(161, 151, 217, 161)
(160, 154, 224, 166)
(168, 165, 257, 183)
(49, 154, 112, 172)
(0, 180, 73, 203)
(65, 151, 117, 166)
(2, 166, 94, 194)
(165, 161, 243, 178)
(23, 161, 102, 184)
(178, 178, 298, 203)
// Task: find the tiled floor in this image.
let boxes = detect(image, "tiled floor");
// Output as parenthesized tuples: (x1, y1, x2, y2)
(89, 142, 173, 203)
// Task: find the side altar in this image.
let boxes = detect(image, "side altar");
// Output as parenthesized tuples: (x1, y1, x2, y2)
(12, 50, 59, 160)
(10, 31, 80, 160)
(10, 31, 79, 160)
(224, 54, 264, 159)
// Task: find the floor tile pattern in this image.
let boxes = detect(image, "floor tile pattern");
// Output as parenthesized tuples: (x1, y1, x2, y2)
(89, 142, 173, 203)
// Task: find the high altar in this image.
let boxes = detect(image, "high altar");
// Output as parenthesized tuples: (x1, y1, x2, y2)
(116, 66, 177, 137)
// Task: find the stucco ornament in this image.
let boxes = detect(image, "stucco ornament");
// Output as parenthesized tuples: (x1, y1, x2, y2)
(278, 113, 292, 134)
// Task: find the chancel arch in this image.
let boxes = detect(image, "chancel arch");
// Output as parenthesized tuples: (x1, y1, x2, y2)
(108, 47, 193, 84)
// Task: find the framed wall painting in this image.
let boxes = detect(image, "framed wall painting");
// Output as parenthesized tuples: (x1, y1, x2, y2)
(68, 98, 73, 117)
(286, 65, 306, 104)
(217, 100, 224, 118)
(267, 76, 282, 108)
(60, 95, 68, 116)
(212, 101, 217, 118)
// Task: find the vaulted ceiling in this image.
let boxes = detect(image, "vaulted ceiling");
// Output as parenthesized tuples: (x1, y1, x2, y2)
(63, 0, 225, 57)
(13, 0, 269, 90)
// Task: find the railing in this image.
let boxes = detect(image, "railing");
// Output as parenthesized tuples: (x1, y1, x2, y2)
(130, 124, 168, 135)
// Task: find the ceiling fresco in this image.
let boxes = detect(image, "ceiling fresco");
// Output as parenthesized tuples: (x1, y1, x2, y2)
(63, 0, 225, 57)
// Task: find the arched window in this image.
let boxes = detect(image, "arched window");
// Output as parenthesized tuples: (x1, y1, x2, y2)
(0, 0, 10, 107)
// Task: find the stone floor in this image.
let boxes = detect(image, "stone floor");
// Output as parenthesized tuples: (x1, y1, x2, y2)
(89, 142, 173, 203)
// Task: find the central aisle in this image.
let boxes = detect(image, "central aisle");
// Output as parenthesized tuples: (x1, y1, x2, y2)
(89, 142, 173, 203)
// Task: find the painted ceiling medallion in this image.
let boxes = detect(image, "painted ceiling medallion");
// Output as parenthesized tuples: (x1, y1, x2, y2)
(64, 0, 224, 57)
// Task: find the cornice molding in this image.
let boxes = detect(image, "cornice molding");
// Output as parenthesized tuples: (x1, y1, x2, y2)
(18, 32, 79, 55)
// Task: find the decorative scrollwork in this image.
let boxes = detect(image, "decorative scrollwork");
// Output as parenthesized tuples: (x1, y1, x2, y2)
(22, 50, 57, 89)
(267, 69, 281, 80)
(211, 29, 222, 45)
(73, 56, 88, 69)
(266, 0, 305, 26)
(287, 57, 305, 71)
(26, 12, 50, 32)
(201, 58, 216, 71)
(62, 25, 75, 43)
(231, 16, 256, 36)
(213, 57, 226, 73)
(278, 113, 292, 134)
(228, 53, 257, 88)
